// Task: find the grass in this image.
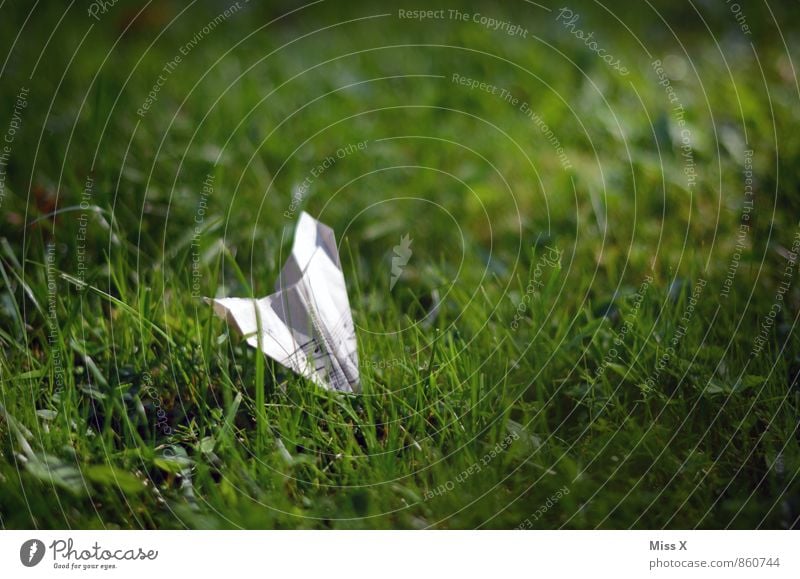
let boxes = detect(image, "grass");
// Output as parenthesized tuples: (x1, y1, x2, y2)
(0, 0, 799, 529)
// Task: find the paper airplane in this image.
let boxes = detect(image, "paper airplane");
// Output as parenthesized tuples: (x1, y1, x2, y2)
(207, 212, 360, 393)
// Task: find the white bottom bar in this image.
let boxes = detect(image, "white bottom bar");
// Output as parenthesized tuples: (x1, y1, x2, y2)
(1, 531, 796, 577)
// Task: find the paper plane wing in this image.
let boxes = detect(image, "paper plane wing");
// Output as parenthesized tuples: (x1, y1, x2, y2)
(208, 212, 359, 393)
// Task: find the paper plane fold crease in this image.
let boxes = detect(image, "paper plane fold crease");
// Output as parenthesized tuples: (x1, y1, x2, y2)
(207, 212, 360, 393)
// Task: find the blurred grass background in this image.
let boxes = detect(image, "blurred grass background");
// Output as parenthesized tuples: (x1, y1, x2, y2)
(0, 0, 799, 528)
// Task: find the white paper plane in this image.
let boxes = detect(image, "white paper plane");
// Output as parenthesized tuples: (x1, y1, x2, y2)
(207, 212, 360, 393)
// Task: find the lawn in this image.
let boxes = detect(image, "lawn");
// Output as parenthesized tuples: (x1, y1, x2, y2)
(0, 0, 798, 529)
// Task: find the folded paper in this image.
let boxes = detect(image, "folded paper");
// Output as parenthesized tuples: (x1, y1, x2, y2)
(207, 212, 360, 393)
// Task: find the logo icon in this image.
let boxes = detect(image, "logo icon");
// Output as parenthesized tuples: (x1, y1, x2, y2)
(20, 539, 45, 567)
(390, 233, 413, 290)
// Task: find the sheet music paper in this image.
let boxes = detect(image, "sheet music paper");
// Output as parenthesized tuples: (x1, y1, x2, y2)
(207, 212, 360, 393)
